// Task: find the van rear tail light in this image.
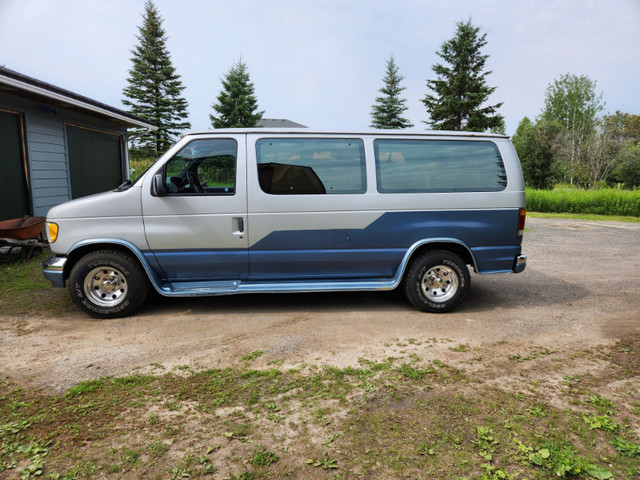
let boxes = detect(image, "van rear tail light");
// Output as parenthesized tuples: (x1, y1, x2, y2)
(517, 208, 526, 237)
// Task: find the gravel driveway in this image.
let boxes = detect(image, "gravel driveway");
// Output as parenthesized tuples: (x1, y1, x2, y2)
(1, 217, 639, 392)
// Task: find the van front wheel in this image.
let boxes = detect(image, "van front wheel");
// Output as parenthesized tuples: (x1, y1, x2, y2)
(69, 250, 150, 318)
(404, 250, 470, 313)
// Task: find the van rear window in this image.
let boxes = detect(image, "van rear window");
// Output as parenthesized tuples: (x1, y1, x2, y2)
(256, 138, 366, 194)
(374, 139, 507, 193)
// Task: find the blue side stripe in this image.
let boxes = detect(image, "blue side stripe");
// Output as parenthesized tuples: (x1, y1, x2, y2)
(148, 210, 522, 282)
(249, 210, 521, 277)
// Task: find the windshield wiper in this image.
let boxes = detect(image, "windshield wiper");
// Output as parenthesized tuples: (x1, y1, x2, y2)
(114, 179, 132, 192)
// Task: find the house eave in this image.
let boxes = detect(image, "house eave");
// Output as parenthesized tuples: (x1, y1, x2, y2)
(0, 67, 156, 130)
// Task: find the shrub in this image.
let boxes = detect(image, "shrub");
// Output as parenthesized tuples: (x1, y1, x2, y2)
(526, 188, 640, 217)
(129, 157, 156, 181)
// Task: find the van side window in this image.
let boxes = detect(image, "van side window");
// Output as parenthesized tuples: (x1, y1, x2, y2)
(164, 138, 237, 195)
(256, 138, 366, 194)
(374, 140, 507, 193)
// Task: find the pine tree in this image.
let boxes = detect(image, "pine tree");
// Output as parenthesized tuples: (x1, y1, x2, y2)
(122, 0, 190, 159)
(210, 59, 264, 128)
(422, 19, 504, 133)
(370, 56, 413, 129)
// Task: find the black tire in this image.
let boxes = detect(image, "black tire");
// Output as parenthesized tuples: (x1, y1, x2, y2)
(403, 250, 470, 313)
(68, 250, 150, 319)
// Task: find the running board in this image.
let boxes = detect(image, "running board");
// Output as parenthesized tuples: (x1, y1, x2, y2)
(158, 278, 398, 297)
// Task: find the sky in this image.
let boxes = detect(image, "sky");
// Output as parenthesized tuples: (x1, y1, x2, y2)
(1, 0, 639, 136)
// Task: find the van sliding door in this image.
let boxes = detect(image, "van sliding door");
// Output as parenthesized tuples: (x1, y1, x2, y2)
(246, 136, 401, 280)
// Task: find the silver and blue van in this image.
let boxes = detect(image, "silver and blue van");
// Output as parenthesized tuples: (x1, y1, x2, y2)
(43, 129, 527, 318)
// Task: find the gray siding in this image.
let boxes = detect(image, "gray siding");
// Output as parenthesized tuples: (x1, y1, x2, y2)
(0, 91, 129, 217)
(27, 112, 70, 215)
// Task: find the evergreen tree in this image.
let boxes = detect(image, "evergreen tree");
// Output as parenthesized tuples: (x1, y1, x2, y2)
(422, 19, 504, 133)
(122, 0, 190, 159)
(210, 59, 264, 128)
(370, 56, 413, 129)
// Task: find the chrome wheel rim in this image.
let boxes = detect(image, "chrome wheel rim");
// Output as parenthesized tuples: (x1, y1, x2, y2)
(84, 266, 128, 307)
(421, 265, 458, 302)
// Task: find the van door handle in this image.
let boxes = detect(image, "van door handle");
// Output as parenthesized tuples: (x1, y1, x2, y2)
(232, 217, 244, 237)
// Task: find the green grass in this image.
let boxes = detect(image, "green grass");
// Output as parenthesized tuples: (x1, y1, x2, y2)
(0, 249, 72, 317)
(129, 157, 156, 181)
(1, 340, 639, 479)
(526, 187, 640, 217)
(528, 211, 640, 223)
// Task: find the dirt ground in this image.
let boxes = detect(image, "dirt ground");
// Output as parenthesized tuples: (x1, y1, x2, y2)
(1, 217, 639, 393)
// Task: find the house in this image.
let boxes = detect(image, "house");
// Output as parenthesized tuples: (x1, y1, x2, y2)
(256, 118, 307, 128)
(0, 67, 154, 221)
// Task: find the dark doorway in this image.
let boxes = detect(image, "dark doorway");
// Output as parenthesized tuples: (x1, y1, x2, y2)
(0, 109, 30, 221)
(66, 124, 123, 199)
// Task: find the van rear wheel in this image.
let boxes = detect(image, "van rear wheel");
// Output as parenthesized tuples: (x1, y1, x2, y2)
(69, 250, 149, 319)
(404, 250, 470, 313)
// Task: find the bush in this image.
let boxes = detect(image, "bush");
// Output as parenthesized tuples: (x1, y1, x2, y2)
(526, 188, 640, 217)
(129, 157, 156, 181)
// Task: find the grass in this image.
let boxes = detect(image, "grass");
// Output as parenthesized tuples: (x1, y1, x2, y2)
(1, 339, 639, 479)
(1, 239, 639, 478)
(527, 211, 640, 223)
(0, 249, 72, 317)
(129, 157, 156, 181)
(526, 187, 640, 217)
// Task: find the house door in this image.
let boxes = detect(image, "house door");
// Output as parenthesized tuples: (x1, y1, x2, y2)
(0, 110, 30, 220)
(66, 124, 123, 199)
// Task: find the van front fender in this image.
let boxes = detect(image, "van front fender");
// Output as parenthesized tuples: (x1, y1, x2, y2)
(62, 238, 167, 293)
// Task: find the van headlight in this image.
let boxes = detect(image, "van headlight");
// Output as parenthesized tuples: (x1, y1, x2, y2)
(47, 222, 59, 243)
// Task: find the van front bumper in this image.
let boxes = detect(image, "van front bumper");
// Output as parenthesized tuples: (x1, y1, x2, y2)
(43, 255, 67, 288)
(513, 254, 527, 273)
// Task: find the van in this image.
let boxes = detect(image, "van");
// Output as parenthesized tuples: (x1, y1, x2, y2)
(42, 129, 527, 318)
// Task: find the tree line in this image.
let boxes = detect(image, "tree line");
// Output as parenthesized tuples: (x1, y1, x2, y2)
(122, 1, 639, 189)
(513, 76, 640, 189)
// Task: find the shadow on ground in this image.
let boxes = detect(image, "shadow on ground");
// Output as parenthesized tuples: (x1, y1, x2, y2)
(134, 265, 589, 317)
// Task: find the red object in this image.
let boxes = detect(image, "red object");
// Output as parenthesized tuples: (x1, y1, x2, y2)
(0, 216, 46, 240)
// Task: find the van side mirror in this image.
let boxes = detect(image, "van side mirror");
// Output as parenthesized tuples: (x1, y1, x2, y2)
(151, 174, 165, 197)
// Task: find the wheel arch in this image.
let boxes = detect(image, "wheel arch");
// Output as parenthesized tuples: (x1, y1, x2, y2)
(395, 239, 477, 286)
(64, 239, 164, 291)
(402, 243, 472, 313)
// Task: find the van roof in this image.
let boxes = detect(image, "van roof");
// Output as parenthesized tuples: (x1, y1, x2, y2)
(182, 128, 509, 139)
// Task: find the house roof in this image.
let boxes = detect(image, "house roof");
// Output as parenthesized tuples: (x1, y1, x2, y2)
(256, 118, 307, 128)
(0, 67, 155, 129)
